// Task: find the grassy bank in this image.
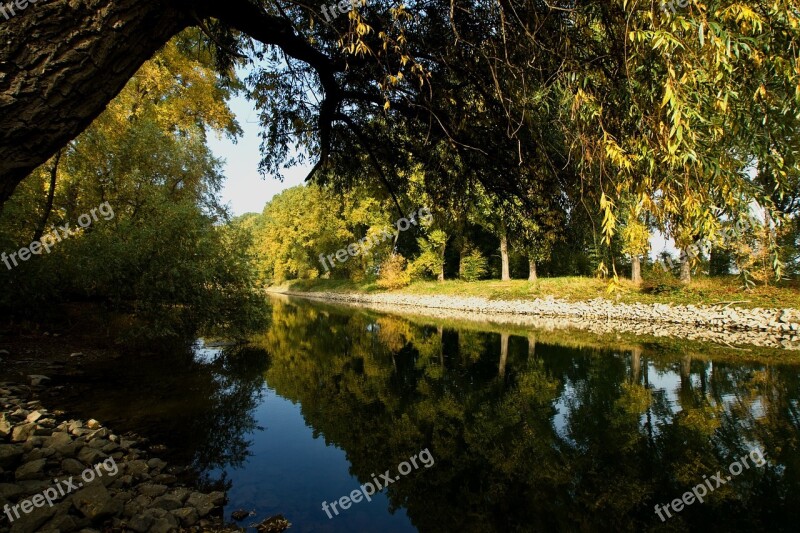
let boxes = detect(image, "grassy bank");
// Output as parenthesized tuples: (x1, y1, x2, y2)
(274, 276, 800, 309)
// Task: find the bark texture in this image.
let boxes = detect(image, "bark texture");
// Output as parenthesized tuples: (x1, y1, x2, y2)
(528, 257, 537, 282)
(0, 0, 191, 205)
(500, 233, 510, 281)
(0, 0, 344, 208)
(631, 255, 641, 284)
(679, 250, 692, 284)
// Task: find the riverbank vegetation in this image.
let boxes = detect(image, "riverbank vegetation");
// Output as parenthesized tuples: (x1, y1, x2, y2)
(3, 2, 800, 339)
(276, 277, 800, 310)
(248, 181, 799, 308)
(0, 31, 266, 338)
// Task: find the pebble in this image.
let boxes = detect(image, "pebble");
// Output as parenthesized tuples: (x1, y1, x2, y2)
(287, 291, 800, 350)
(0, 386, 238, 533)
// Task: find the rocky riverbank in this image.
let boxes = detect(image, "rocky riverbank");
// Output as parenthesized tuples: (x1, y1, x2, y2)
(0, 382, 235, 533)
(276, 290, 800, 350)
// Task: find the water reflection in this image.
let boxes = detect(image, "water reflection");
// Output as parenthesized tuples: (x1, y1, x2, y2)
(246, 297, 799, 532)
(52, 297, 800, 531)
(50, 340, 268, 480)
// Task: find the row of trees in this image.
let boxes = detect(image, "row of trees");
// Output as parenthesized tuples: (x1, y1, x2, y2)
(230, 2, 800, 289)
(243, 174, 799, 288)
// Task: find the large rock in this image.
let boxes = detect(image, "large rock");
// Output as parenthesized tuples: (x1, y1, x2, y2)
(11, 423, 36, 443)
(0, 413, 12, 439)
(14, 458, 47, 481)
(137, 483, 168, 498)
(0, 483, 23, 500)
(44, 431, 72, 449)
(171, 507, 200, 527)
(124, 460, 149, 479)
(152, 494, 183, 511)
(72, 483, 121, 521)
(8, 502, 57, 533)
(146, 458, 167, 470)
(185, 491, 224, 518)
(141, 508, 178, 533)
(0, 444, 24, 469)
(125, 513, 155, 533)
(42, 512, 82, 533)
(27, 375, 50, 386)
(152, 473, 177, 485)
(16, 480, 52, 493)
(169, 487, 192, 503)
(62, 458, 86, 475)
(77, 446, 107, 465)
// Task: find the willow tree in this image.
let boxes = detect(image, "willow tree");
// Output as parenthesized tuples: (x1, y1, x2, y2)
(2, 0, 799, 267)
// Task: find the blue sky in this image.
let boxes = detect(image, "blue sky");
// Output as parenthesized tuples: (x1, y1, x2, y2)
(207, 93, 311, 217)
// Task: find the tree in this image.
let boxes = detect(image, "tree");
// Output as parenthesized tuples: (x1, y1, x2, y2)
(620, 204, 650, 285)
(0, 31, 265, 335)
(499, 225, 511, 282)
(3, 0, 800, 277)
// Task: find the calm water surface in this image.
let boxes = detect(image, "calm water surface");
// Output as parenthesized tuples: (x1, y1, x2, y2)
(54, 296, 800, 532)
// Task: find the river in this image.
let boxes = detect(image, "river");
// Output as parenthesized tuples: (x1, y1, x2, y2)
(48, 295, 800, 532)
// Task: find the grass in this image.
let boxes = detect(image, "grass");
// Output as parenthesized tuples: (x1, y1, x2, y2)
(271, 287, 800, 364)
(274, 275, 800, 310)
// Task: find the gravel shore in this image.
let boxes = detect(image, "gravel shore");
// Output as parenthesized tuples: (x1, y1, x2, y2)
(0, 382, 241, 533)
(275, 290, 800, 350)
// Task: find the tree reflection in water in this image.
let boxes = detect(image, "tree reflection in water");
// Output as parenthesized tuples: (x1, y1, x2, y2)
(50, 297, 800, 531)
(249, 297, 799, 532)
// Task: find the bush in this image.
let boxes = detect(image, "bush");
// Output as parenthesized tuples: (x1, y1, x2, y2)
(408, 230, 447, 280)
(642, 265, 683, 295)
(377, 254, 411, 289)
(408, 250, 440, 280)
(460, 247, 488, 281)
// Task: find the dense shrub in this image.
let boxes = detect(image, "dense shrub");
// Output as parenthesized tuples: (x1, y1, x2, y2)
(0, 198, 267, 338)
(377, 254, 411, 289)
(641, 265, 683, 295)
(460, 247, 488, 281)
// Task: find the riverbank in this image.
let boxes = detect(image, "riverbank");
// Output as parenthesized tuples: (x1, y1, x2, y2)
(0, 381, 239, 533)
(270, 284, 800, 350)
(280, 277, 800, 309)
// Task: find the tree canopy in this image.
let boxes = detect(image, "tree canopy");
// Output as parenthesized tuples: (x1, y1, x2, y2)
(2, 1, 800, 302)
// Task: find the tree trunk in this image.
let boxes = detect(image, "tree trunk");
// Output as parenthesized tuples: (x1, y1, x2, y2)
(527, 333, 536, 361)
(500, 232, 511, 281)
(0, 0, 345, 209)
(528, 257, 537, 282)
(631, 346, 641, 384)
(679, 250, 691, 284)
(438, 244, 446, 282)
(499, 333, 509, 378)
(631, 254, 642, 284)
(33, 150, 62, 243)
(0, 0, 191, 206)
